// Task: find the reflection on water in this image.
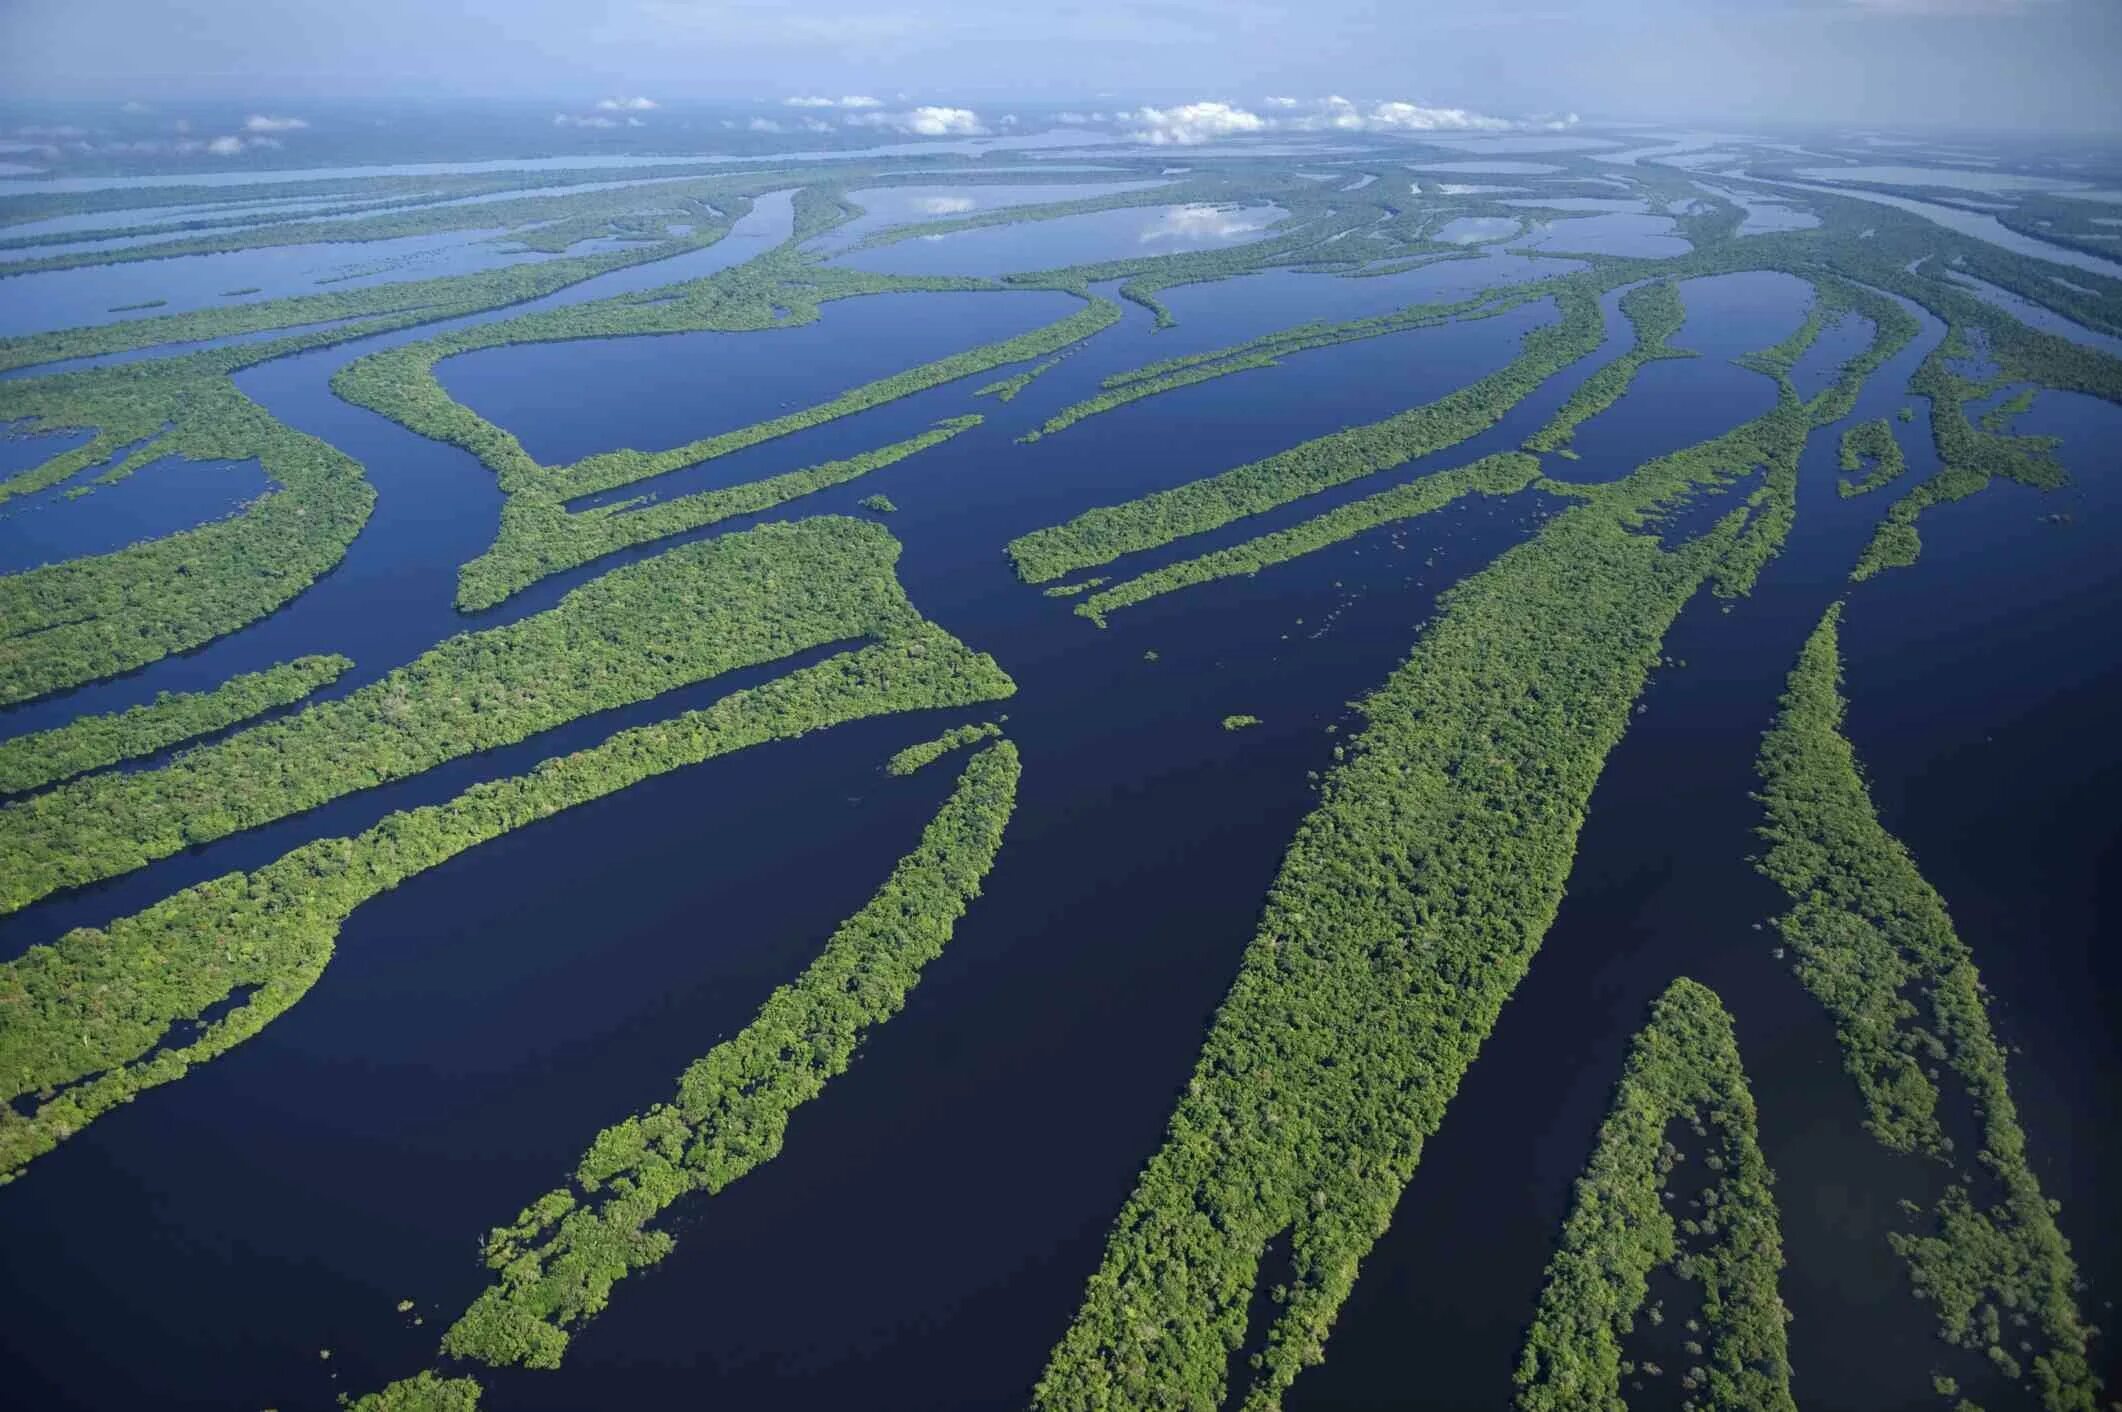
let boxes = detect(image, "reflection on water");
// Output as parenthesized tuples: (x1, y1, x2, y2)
(1433, 215, 1519, 245)
(828, 202, 1284, 277)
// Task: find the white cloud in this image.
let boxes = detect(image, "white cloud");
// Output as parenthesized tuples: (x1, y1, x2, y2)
(596, 96, 658, 111)
(915, 195, 978, 214)
(1117, 96, 1569, 144)
(243, 114, 308, 132)
(748, 117, 784, 132)
(1127, 101, 1268, 145)
(848, 105, 988, 136)
(1362, 101, 1516, 133)
(785, 94, 884, 109)
(553, 113, 621, 128)
(206, 135, 246, 155)
(799, 117, 833, 133)
(118, 100, 152, 115)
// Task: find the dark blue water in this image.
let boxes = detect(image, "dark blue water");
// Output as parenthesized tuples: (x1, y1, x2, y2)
(0, 240, 1636, 1412)
(0, 211, 2115, 1412)
(0, 192, 804, 742)
(0, 453, 272, 573)
(436, 289, 1083, 466)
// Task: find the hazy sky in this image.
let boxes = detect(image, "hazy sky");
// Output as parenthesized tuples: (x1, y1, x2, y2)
(4, 0, 2118, 132)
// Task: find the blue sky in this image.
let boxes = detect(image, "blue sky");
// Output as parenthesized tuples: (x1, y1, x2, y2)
(3, 0, 2117, 131)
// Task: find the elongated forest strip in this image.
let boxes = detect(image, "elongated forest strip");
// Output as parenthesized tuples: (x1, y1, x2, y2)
(1073, 452, 1541, 625)
(1524, 279, 1692, 453)
(1031, 421, 1784, 1410)
(1514, 979, 1795, 1412)
(885, 720, 1001, 776)
(333, 291, 1116, 505)
(0, 654, 350, 796)
(1006, 280, 1603, 584)
(1754, 604, 2097, 1409)
(0, 518, 920, 915)
(0, 621, 1016, 1182)
(455, 415, 983, 611)
(430, 741, 1019, 1371)
(1018, 287, 1534, 443)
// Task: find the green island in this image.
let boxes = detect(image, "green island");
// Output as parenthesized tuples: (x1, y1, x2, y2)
(331, 261, 1121, 608)
(1513, 979, 1795, 1412)
(453, 415, 979, 611)
(1007, 280, 1604, 584)
(1016, 286, 1534, 444)
(0, 546, 1015, 1181)
(975, 357, 1059, 402)
(1838, 417, 1908, 497)
(389, 740, 1020, 1379)
(0, 518, 938, 915)
(0, 653, 349, 795)
(1030, 362, 1799, 1410)
(1523, 278, 1693, 454)
(1754, 604, 2096, 1409)
(0, 363, 372, 705)
(1072, 452, 1540, 626)
(2, 111, 2120, 1412)
(885, 720, 1001, 775)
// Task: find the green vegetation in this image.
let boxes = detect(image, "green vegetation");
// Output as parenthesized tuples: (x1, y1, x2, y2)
(454, 416, 978, 611)
(975, 358, 1058, 402)
(1754, 604, 2097, 1409)
(106, 299, 168, 313)
(858, 492, 900, 513)
(343, 1371, 483, 1412)
(335, 284, 1117, 607)
(1008, 281, 1603, 584)
(1514, 979, 1794, 1412)
(1032, 394, 1780, 1410)
(0, 598, 1015, 1181)
(1837, 418, 1907, 498)
(0, 519, 928, 915)
(1525, 279, 1692, 454)
(0, 364, 372, 705)
(1850, 340, 2065, 581)
(1220, 714, 1261, 731)
(1979, 386, 2037, 433)
(885, 721, 1000, 776)
(431, 741, 1018, 1371)
(1019, 287, 1534, 444)
(0, 654, 350, 796)
(1073, 453, 1540, 625)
